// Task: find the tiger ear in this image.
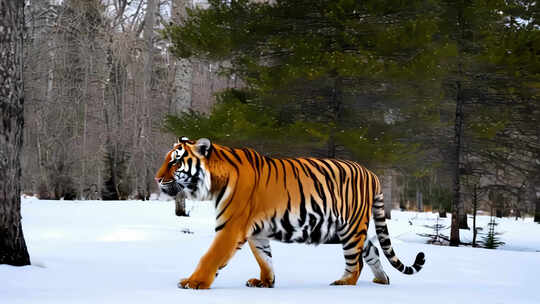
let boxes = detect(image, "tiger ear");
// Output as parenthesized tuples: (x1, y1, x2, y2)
(178, 136, 189, 144)
(195, 138, 212, 158)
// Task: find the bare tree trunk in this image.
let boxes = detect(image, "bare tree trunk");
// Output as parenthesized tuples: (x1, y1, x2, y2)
(450, 78, 464, 247)
(472, 184, 478, 247)
(0, 0, 30, 266)
(459, 188, 469, 229)
(534, 182, 540, 223)
(535, 197, 540, 223)
(416, 188, 423, 212)
(323, 75, 343, 158)
(175, 192, 188, 217)
(531, 168, 540, 223)
(138, 0, 157, 199)
(439, 207, 447, 218)
(171, 0, 193, 114)
(382, 173, 392, 219)
(459, 203, 469, 228)
(80, 55, 90, 199)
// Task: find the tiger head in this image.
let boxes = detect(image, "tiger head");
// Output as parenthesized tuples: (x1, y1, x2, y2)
(155, 137, 213, 200)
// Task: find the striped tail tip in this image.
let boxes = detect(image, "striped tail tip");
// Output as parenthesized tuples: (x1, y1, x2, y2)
(398, 252, 425, 275)
(415, 252, 426, 267)
(406, 252, 425, 275)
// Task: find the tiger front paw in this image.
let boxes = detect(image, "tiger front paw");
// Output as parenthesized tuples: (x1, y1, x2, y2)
(245, 278, 274, 288)
(178, 277, 211, 290)
(330, 276, 358, 286)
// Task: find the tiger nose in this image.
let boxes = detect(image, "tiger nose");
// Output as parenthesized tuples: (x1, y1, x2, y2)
(154, 177, 162, 184)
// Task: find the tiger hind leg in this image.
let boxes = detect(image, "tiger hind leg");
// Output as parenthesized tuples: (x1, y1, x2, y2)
(246, 237, 275, 288)
(363, 239, 390, 285)
(330, 233, 367, 286)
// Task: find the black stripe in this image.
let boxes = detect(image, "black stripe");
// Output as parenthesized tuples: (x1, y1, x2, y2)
(325, 214, 334, 241)
(252, 222, 263, 235)
(215, 220, 228, 232)
(300, 227, 309, 242)
(281, 209, 295, 242)
(270, 211, 277, 231)
(226, 147, 243, 163)
(195, 158, 201, 174)
(186, 158, 193, 174)
(310, 196, 324, 218)
(305, 165, 327, 211)
(298, 180, 306, 226)
(308, 213, 316, 228)
(379, 238, 391, 248)
(318, 159, 337, 181)
(242, 148, 254, 167)
(331, 160, 346, 186)
(291, 158, 310, 177)
(348, 163, 360, 220)
(266, 157, 278, 183)
(216, 198, 233, 221)
(218, 150, 239, 172)
(344, 252, 359, 260)
(277, 159, 287, 186)
(206, 144, 213, 159)
(284, 159, 299, 179)
(214, 179, 229, 208)
(343, 239, 359, 251)
(344, 177, 351, 220)
(253, 151, 261, 172)
(310, 217, 323, 244)
(286, 192, 291, 211)
(339, 226, 357, 245)
(265, 157, 272, 186)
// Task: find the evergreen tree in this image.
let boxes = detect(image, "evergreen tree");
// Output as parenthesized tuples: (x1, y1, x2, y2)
(431, 0, 539, 246)
(419, 216, 448, 245)
(163, 0, 441, 167)
(480, 216, 505, 249)
(163, 0, 538, 225)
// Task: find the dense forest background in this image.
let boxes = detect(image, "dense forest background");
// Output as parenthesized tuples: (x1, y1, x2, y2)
(22, 0, 539, 231)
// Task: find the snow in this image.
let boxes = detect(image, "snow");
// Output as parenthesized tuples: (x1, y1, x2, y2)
(1, 199, 539, 304)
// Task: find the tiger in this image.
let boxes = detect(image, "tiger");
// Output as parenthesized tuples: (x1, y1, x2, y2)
(155, 137, 425, 289)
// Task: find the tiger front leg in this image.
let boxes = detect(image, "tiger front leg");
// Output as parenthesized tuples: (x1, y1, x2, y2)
(179, 224, 246, 289)
(246, 237, 275, 288)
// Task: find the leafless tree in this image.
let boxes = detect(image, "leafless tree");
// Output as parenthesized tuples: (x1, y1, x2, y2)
(17, 0, 251, 202)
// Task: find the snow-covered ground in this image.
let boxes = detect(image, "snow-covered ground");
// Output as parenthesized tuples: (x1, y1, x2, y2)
(1, 198, 539, 304)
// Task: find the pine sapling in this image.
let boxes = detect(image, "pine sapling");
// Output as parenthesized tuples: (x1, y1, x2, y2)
(480, 217, 505, 249)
